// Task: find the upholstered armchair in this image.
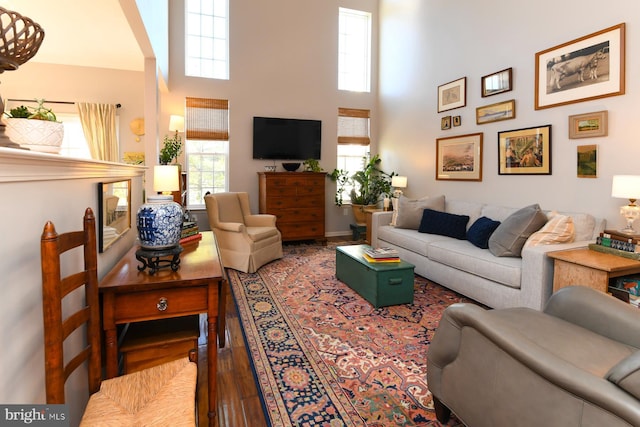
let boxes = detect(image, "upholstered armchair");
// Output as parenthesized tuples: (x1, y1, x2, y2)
(205, 192, 282, 273)
(427, 286, 640, 427)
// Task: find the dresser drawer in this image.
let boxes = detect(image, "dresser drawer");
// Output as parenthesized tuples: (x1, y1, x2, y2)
(273, 207, 324, 223)
(113, 287, 210, 323)
(279, 222, 325, 239)
(267, 197, 325, 210)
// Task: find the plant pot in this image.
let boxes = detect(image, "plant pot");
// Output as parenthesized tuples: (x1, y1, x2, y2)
(4, 117, 64, 153)
(352, 204, 377, 225)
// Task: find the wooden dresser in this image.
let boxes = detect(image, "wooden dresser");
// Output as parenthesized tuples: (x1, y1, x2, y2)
(258, 172, 326, 242)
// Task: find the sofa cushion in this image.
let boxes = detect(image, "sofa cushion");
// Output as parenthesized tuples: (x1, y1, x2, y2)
(605, 351, 640, 400)
(488, 204, 548, 257)
(418, 209, 470, 239)
(445, 199, 484, 231)
(467, 216, 501, 249)
(524, 213, 575, 248)
(390, 197, 400, 226)
(395, 195, 445, 230)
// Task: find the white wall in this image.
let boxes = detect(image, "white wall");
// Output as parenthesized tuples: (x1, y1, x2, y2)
(379, 0, 640, 230)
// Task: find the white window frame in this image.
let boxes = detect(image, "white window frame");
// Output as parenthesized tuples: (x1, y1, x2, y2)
(338, 7, 371, 92)
(185, 139, 229, 209)
(185, 0, 229, 80)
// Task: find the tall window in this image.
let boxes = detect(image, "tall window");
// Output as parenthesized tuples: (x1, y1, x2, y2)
(185, 0, 229, 80)
(57, 113, 92, 159)
(185, 97, 229, 209)
(337, 108, 370, 204)
(338, 8, 371, 92)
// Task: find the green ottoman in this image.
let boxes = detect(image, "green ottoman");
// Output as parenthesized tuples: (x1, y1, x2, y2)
(335, 244, 415, 308)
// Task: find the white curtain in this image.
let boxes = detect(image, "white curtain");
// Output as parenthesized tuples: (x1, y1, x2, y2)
(77, 103, 118, 161)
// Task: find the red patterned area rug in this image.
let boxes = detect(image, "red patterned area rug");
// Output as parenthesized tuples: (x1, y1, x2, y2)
(227, 243, 469, 427)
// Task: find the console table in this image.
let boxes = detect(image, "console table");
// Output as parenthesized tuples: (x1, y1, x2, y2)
(99, 231, 225, 426)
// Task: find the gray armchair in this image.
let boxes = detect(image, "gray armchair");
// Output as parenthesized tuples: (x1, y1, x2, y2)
(427, 286, 640, 427)
(205, 192, 282, 273)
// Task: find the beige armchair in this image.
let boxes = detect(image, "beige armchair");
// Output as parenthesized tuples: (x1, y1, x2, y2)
(427, 286, 640, 427)
(205, 192, 282, 273)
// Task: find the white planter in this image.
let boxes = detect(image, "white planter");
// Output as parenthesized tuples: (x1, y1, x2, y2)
(3, 117, 64, 153)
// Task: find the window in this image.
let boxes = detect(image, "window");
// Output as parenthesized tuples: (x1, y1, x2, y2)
(185, 97, 229, 209)
(57, 113, 92, 159)
(337, 108, 370, 204)
(338, 8, 371, 92)
(185, 0, 229, 80)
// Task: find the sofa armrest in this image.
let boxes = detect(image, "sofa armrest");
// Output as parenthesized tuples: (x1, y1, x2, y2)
(370, 211, 394, 247)
(544, 286, 640, 348)
(606, 351, 640, 400)
(215, 221, 245, 233)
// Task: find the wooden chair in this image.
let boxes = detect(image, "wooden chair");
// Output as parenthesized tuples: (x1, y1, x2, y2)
(41, 207, 198, 426)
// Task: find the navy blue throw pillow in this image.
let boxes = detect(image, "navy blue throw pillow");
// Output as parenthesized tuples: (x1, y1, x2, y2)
(467, 216, 501, 249)
(418, 209, 470, 240)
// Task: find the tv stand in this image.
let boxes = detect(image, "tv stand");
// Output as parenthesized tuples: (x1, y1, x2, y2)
(258, 172, 326, 243)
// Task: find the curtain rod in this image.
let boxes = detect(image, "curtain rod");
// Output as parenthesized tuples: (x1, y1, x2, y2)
(6, 98, 122, 108)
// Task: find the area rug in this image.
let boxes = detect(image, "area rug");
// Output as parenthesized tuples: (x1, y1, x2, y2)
(227, 243, 470, 426)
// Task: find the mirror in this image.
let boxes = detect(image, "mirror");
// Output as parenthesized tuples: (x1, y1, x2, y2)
(98, 179, 131, 252)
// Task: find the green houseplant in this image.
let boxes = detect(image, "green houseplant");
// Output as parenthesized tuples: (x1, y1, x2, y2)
(4, 99, 64, 153)
(159, 132, 183, 165)
(303, 158, 323, 172)
(329, 154, 395, 222)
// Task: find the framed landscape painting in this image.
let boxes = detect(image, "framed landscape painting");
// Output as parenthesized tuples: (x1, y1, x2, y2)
(476, 99, 515, 125)
(569, 110, 608, 139)
(535, 23, 625, 110)
(498, 125, 552, 175)
(436, 132, 483, 181)
(577, 144, 598, 178)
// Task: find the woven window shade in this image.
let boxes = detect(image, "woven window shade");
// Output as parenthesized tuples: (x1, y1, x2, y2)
(338, 108, 370, 145)
(185, 97, 229, 140)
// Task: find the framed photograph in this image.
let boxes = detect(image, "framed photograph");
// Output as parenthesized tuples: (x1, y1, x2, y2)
(569, 110, 608, 139)
(453, 116, 461, 127)
(577, 144, 598, 178)
(441, 116, 451, 130)
(476, 99, 515, 125)
(438, 77, 466, 113)
(535, 23, 625, 110)
(498, 125, 552, 175)
(481, 67, 513, 97)
(436, 132, 483, 181)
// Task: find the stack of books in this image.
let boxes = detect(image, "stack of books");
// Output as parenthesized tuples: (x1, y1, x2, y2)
(180, 221, 202, 244)
(363, 247, 400, 263)
(589, 229, 640, 260)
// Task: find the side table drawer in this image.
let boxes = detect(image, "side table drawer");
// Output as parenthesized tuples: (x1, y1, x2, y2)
(114, 287, 210, 323)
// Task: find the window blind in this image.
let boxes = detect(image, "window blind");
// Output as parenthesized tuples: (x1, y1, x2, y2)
(338, 107, 370, 145)
(185, 97, 229, 140)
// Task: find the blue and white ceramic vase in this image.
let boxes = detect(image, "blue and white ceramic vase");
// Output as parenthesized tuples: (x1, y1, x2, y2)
(136, 195, 183, 249)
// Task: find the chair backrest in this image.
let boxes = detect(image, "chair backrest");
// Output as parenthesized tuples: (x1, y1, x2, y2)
(41, 207, 102, 403)
(204, 192, 250, 227)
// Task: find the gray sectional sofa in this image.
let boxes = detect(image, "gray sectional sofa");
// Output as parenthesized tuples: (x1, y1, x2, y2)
(370, 198, 605, 310)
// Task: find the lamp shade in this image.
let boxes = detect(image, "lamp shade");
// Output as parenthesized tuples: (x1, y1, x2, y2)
(391, 176, 408, 188)
(153, 165, 180, 193)
(611, 175, 640, 200)
(169, 115, 185, 133)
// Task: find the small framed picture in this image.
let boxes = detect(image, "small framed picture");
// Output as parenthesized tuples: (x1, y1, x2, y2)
(441, 116, 452, 130)
(569, 110, 608, 139)
(453, 116, 461, 127)
(436, 132, 483, 181)
(476, 99, 516, 125)
(498, 125, 552, 175)
(481, 67, 513, 97)
(438, 77, 466, 113)
(577, 144, 598, 178)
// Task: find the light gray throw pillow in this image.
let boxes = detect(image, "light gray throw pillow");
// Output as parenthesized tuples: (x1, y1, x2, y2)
(488, 204, 548, 257)
(395, 195, 445, 230)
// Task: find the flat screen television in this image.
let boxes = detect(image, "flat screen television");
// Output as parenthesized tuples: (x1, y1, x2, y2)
(253, 116, 321, 160)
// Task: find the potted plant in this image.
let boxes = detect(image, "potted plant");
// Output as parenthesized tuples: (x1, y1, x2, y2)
(159, 131, 183, 165)
(303, 158, 323, 172)
(3, 99, 64, 153)
(329, 154, 395, 223)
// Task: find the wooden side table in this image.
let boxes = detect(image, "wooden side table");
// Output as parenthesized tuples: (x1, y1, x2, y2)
(365, 208, 384, 244)
(547, 248, 640, 293)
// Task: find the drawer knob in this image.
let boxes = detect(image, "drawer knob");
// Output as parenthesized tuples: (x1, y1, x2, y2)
(157, 297, 168, 311)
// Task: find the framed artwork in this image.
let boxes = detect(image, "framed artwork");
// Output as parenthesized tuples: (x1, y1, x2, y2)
(569, 110, 608, 139)
(481, 67, 513, 97)
(453, 116, 461, 127)
(476, 99, 516, 125)
(577, 144, 598, 178)
(97, 180, 131, 252)
(498, 125, 552, 175)
(438, 77, 466, 113)
(535, 23, 625, 110)
(436, 132, 483, 181)
(441, 116, 451, 130)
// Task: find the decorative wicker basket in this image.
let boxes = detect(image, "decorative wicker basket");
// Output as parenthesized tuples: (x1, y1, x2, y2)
(0, 7, 45, 73)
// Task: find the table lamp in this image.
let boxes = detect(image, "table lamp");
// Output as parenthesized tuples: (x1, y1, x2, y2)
(391, 176, 408, 198)
(611, 175, 640, 234)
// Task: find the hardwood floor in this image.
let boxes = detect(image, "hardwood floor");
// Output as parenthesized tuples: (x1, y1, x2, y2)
(199, 236, 354, 427)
